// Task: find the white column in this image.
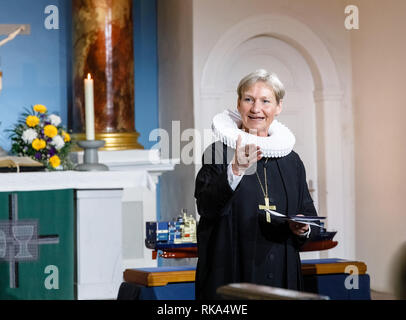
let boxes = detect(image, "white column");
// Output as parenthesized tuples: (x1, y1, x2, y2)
(314, 90, 355, 260)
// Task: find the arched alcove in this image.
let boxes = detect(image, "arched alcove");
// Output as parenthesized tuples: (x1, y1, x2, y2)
(196, 14, 354, 259)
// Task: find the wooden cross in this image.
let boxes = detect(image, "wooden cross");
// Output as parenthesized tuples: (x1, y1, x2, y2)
(258, 197, 276, 223)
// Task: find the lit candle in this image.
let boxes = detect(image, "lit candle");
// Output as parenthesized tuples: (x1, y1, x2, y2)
(84, 73, 95, 140)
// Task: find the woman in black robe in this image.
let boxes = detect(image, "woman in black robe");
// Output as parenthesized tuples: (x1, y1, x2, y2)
(194, 69, 320, 300)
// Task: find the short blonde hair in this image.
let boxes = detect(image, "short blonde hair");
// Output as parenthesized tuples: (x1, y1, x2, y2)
(237, 69, 285, 104)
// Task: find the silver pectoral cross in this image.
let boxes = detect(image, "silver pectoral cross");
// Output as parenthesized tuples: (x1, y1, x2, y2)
(258, 197, 276, 223)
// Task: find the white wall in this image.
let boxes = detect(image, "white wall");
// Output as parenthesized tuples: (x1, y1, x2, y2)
(350, 0, 406, 293)
(193, 0, 353, 106)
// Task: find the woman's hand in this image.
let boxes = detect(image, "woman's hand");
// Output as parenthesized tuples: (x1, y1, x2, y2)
(288, 214, 310, 236)
(232, 135, 262, 176)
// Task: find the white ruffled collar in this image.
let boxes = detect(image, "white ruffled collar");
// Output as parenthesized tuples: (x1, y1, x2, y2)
(211, 109, 295, 158)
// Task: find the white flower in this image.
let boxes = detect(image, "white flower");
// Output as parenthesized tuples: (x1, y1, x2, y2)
(50, 135, 65, 150)
(21, 128, 38, 144)
(48, 114, 61, 126)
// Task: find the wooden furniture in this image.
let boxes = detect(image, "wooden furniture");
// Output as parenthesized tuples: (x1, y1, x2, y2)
(152, 247, 197, 259)
(301, 258, 367, 275)
(124, 266, 196, 287)
(149, 238, 338, 260)
(118, 266, 196, 300)
(302, 259, 371, 299)
(119, 258, 371, 300)
(216, 283, 329, 300)
(300, 240, 338, 252)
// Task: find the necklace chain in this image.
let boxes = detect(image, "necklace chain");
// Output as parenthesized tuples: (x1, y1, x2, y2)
(256, 159, 269, 198)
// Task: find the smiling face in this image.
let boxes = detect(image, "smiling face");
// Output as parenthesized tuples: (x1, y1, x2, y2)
(237, 81, 282, 137)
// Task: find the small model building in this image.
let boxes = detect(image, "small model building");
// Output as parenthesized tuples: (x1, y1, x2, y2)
(145, 209, 197, 250)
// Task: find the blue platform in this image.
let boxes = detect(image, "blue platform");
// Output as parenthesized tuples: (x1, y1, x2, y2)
(301, 258, 371, 300)
(118, 259, 371, 300)
(118, 282, 195, 300)
(303, 273, 371, 300)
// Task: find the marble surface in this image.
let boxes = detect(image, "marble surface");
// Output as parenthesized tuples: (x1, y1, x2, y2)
(72, 0, 135, 134)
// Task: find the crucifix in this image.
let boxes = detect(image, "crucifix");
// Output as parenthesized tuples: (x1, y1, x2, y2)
(256, 163, 276, 223)
(0, 25, 29, 94)
(0, 193, 60, 289)
(258, 197, 276, 223)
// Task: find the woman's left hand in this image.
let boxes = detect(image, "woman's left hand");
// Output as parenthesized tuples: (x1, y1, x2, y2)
(288, 214, 309, 236)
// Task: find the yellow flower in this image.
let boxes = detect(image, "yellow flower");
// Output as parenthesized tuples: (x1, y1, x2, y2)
(44, 125, 58, 138)
(33, 104, 47, 113)
(32, 138, 46, 150)
(49, 155, 61, 168)
(26, 115, 40, 127)
(63, 132, 71, 142)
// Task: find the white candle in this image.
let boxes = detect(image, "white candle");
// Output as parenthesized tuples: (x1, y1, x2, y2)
(84, 73, 95, 140)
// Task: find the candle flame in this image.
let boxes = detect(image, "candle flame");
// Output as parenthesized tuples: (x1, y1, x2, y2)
(87, 73, 92, 79)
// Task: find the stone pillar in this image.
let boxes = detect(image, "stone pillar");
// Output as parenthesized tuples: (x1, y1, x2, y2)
(71, 0, 143, 150)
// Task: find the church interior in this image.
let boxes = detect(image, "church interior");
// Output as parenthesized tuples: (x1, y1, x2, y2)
(0, 0, 405, 301)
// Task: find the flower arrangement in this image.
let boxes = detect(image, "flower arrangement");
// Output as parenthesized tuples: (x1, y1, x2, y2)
(9, 104, 74, 170)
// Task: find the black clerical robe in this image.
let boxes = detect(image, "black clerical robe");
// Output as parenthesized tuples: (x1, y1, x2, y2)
(194, 142, 319, 300)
